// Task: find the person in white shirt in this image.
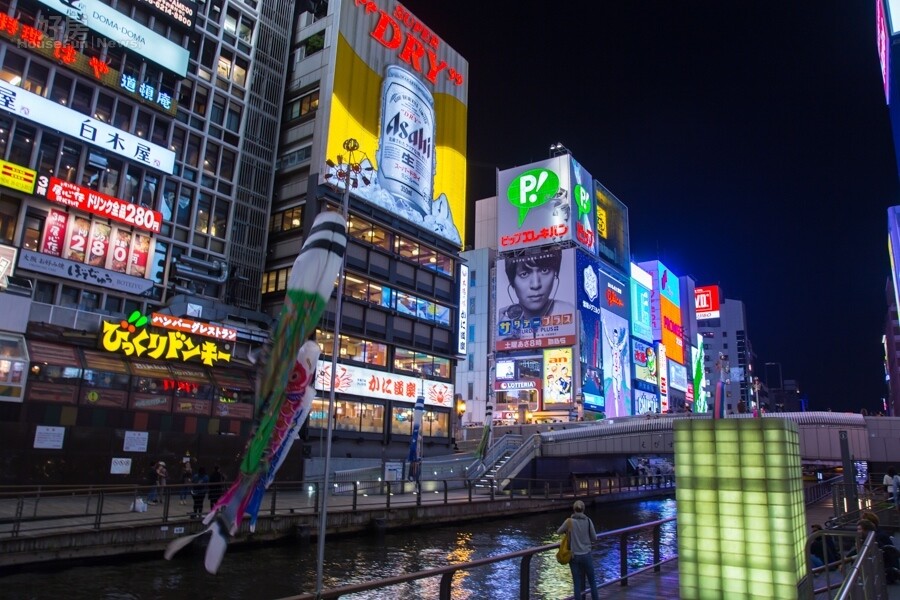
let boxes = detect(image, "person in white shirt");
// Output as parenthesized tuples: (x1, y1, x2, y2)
(884, 467, 897, 502)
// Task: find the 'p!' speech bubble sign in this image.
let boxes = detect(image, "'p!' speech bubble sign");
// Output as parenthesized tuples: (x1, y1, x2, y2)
(506, 168, 560, 227)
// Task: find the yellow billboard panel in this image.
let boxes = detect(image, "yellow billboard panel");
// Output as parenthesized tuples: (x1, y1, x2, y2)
(0, 159, 36, 194)
(661, 296, 684, 364)
(327, 0, 468, 247)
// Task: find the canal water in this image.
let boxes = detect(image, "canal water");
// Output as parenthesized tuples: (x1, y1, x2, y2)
(4, 498, 677, 600)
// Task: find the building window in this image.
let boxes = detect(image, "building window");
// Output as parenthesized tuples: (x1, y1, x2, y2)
(285, 89, 319, 121)
(262, 267, 290, 294)
(298, 32, 325, 59)
(269, 206, 303, 233)
(316, 329, 387, 368)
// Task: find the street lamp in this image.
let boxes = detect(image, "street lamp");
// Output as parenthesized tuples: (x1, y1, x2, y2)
(316, 138, 371, 598)
(457, 398, 466, 426)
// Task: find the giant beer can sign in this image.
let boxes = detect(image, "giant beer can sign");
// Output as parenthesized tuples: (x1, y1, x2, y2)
(377, 65, 436, 216)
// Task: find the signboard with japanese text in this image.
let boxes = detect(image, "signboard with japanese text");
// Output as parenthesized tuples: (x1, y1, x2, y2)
(314, 360, 453, 408)
(632, 338, 658, 386)
(542, 347, 573, 405)
(495, 248, 577, 352)
(695, 285, 721, 320)
(26, 210, 155, 288)
(99, 319, 232, 366)
(571, 157, 596, 254)
(0, 158, 36, 193)
(0, 82, 175, 173)
(36, 176, 163, 233)
(457, 263, 469, 355)
(32, 0, 189, 76)
(150, 313, 237, 341)
(630, 262, 653, 342)
(34, 425, 65, 449)
(658, 343, 669, 412)
(326, 0, 468, 246)
(497, 155, 572, 251)
(0, 14, 177, 115)
(41, 209, 68, 257)
(123, 430, 149, 452)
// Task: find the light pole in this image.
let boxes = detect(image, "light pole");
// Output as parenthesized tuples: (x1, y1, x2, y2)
(316, 139, 370, 598)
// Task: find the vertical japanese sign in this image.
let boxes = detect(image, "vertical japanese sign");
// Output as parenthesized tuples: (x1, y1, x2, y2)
(64, 215, 91, 263)
(41, 209, 68, 257)
(86, 221, 111, 267)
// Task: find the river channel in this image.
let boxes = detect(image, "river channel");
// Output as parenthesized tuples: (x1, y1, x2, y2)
(4, 497, 678, 599)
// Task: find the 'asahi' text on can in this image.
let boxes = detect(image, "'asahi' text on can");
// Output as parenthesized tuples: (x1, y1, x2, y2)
(376, 65, 436, 217)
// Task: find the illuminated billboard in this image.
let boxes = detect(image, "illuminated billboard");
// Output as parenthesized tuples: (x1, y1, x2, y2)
(0, 82, 175, 173)
(669, 361, 688, 392)
(633, 388, 659, 415)
(324, 0, 468, 246)
(693, 334, 708, 413)
(543, 347, 573, 405)
(316, 360, 452, 408)
(497, 155, 572, 251)
(658, 343, 669, 413)
(594, 180, 630, 273)
(633, 338, 658, 386)
(33, 0, 190, 76)
(457, 263, 469, 355)
(493, 355, 542, 392)
(572, 157, 596, 254)
(694, 285, 721, 320)
(888, 207, 900, 315)
(879, 0, 890, 103)
(134, 0, 198, 29)
(496, 248, 577, 352)
(601, 308, 630, 417)
(661, 296, 685, 364)
(630, 262, 653, 342)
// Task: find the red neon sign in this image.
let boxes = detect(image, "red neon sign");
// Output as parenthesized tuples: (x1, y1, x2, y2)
(37, 176, 162, 234)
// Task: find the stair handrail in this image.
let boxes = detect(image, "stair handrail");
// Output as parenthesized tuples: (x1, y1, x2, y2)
(490, 433, 543, 490)
(465, 434, 524, 482)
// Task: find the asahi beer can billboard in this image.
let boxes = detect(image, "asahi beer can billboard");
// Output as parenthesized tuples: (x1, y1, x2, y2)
(324, 0, 468, 247)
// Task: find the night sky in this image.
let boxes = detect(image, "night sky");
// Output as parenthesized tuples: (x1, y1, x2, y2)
(399, 1, 900, 413)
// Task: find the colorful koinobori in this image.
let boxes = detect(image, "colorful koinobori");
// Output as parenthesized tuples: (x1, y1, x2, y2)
(164, 210, 348, 574)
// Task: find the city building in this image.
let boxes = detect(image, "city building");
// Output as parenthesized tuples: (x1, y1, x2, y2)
(694, 285, 757, 414)
(0, 0, 469, 484)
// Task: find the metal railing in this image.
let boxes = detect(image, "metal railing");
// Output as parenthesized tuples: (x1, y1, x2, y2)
(278, 516, 678, 600)
(0, 474, 675, 539)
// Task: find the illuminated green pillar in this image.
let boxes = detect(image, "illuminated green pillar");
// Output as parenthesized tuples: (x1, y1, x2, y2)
(675, 418, 809, 599)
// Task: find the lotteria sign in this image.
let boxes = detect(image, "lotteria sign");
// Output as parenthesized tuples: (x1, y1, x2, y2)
(0, 82, 175, 173)
(33, 0, 189, 76)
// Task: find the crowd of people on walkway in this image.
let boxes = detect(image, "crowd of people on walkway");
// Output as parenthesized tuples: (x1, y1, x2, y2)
(143, 459, 225, 517)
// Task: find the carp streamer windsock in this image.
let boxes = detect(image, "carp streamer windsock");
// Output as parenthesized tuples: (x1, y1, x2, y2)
(165, 210, 347, 574)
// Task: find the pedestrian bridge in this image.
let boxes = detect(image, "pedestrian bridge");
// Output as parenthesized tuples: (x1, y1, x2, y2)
(480, 412, 899, 488)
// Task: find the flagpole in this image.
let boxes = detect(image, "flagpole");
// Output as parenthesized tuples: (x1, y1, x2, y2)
(316, 139, 365, 599)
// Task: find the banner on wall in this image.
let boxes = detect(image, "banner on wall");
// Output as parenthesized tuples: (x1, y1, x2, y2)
(632, 338, 658, 386)
(315, 360, 453, 408)
(543, 347, 573, 405)
(600, 308, 630, 417)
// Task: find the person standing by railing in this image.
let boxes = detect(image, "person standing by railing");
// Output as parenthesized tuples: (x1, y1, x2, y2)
(146, 461, 160, 504)
(557, 500, 599, 600)
(190, 466, 209, 518)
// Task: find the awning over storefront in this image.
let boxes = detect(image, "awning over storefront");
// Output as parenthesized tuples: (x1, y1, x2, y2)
(82, 350, 130, 374)
(209, 369, 255, 391)
(27, 340, 82, 367)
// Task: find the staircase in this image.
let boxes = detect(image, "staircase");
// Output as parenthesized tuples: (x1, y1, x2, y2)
(473, 451, 513, 493)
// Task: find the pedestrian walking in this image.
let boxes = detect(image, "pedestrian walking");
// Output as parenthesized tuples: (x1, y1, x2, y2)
(557, 500, 599, 600)
(190, 466, 209, 518)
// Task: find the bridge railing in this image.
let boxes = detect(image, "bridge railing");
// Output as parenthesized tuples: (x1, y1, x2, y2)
(0, 474, 674, 539)
(278, 516, 679, 600)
